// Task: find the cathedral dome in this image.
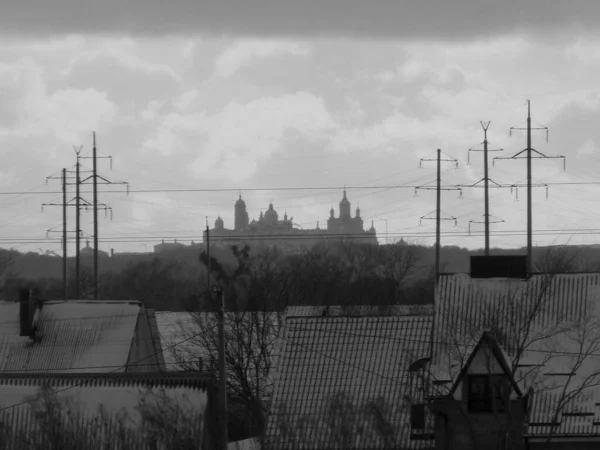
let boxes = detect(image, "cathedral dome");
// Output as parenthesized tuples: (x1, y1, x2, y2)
(340, 190, 350, 206)
(215, 216, 224, 230)
(235, 194, 246, 207)
(264, 203, 279, 224)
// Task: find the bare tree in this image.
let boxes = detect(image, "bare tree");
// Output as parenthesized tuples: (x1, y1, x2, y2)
(433, 263, 600, 449)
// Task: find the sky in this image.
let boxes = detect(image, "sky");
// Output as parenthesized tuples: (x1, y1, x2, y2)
(2, 1, 600, 254)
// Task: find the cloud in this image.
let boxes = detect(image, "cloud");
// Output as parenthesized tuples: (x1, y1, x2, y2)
(214, 39, 311, 77)
(61, 39, 182, 82)
(183, 92, 336, 181)
(2, 1, 600, 40)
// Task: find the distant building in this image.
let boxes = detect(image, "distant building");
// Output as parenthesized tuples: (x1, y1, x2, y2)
(153, 239, 203, 254)
(203, 191, 377, 250)
(80, 240, 109, 258)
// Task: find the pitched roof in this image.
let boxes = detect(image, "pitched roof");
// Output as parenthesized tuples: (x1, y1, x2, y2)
(156, 310, 281, 372)
(145, 308, 166, 370)
(433, 272, 600, 438)
(432, 273, 600, 389)
(526, 386, 600, 437)
(448, 331, 523, 397)
(265, 304, 434, 450)
(0, 372, 217, 449)
(0, 300, 142, 373)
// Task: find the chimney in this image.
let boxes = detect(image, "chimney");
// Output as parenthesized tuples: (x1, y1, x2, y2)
(470, 255, 528, 279)
(111, 248, 114, 257)
(19, 288, 35, 337)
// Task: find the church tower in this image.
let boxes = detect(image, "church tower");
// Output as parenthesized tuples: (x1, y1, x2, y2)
(339, 189, 351, 219)
(234, 194, 249, 231)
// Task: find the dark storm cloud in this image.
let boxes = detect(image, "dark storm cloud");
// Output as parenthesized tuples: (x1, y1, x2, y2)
(3, 1, 600, 40)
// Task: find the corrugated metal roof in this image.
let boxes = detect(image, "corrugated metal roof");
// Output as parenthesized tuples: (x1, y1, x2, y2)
(0, 372, 214, 449)
(433, 273, 600, 437)
(0, 300, 142, 373)
(156, 311, 281, 372)
(265, 305, 434, 450)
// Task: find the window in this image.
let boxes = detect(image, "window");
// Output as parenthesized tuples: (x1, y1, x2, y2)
(467, 374, 510, 413)
(411, 404, 425, 429)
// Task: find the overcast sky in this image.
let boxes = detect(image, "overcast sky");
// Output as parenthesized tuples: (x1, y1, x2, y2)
(2, 1, 600, 255)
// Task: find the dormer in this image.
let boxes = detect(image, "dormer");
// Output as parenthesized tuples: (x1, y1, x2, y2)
(449, 331, 523, 413)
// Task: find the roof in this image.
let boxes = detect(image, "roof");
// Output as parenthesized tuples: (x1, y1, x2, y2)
(265, 304, 434, 450)
(433, 272, 600, 438)
(526, 386, 600, 438)
(448, 331, 523, 397)
(0, 372, 216, 449)
(0, 300, 143, 373)
(156, 311, 281, 372)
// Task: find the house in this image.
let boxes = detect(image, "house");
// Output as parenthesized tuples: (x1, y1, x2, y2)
(428, 255, 600, 449)
(0, 290, 165, 373)
(0, 371, 220, 449)
(429, 331, 530, 450)
(264, 304, 434, 450)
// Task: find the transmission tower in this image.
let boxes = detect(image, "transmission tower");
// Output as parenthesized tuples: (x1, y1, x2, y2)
(416, 149, 462, 281)
(493, 100, 566, 274)
(463, 121, 505, 255)
(79, 132, 128, 300)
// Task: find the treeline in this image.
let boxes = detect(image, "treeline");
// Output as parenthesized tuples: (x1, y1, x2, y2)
(3, 241, 599, 311)
(1, 241, 432, 310)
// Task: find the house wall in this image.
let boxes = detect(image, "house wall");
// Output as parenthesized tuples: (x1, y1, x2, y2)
(126, 305, 160, 372)
(431, 397, 527, 450)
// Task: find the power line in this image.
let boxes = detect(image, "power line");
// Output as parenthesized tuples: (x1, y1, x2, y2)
(4, 227, 600, 244)
(4, 181, 600, 197)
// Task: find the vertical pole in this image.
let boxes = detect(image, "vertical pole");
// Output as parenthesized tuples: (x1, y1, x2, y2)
(435, 148, 441, 282)
(75, 153, 81, 300)
(206, 223, 211, 295)
(93, 132, 99, 300)
(218, 289, 228, 450)
(483, 123, 490, 255)
(526, 100, 532, 274)
(62, 168, 67, 301)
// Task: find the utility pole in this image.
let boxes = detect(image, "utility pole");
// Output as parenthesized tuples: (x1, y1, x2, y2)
(213, 285, 228, 450)
(75, 147, 81, 298)
(416, 149, 461, 281)
(43, 148, 91, 300)
(43, 167, 81, 300)
(493, 100, 565, 274)
(463, 122, 505, 255)
(79, 132, 128, 300)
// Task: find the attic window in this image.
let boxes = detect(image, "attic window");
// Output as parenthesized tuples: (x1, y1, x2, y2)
(411, 404, 426, 429)
(467, 375, 509, 413)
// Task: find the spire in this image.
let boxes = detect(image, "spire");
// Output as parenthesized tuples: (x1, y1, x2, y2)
(339, 188, 351, 219)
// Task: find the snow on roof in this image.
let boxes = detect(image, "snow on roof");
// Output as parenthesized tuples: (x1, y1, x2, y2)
(0, 300, 142, 373)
